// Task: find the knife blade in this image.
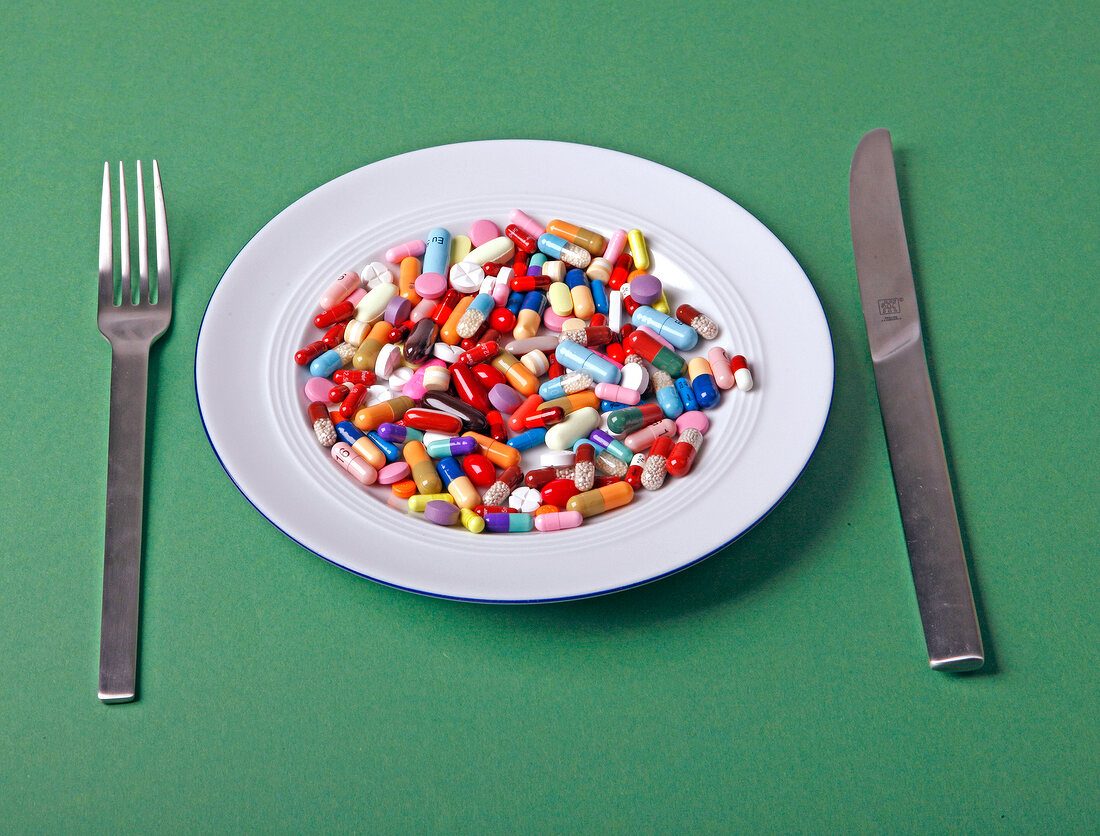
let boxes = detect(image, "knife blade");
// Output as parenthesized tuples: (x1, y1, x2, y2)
(850, 128, 983, 672)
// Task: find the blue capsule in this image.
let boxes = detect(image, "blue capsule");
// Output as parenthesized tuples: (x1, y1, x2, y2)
(505, 290, 525, 315)
(376, 422, 422, 444)
(691, 371, 721, 409)
(554, 340, 621, 384)
(590, 278, 609, 314)
(434, 456, 465, 486)
(423, 227, 451, 276)
(656, 382, 684, 419)
(507, 427, 548, 451)
(309, 348, 343, 378)
(367, 431, 402, 462)
(426, 436, 478, 458)
(675, 377, 699, 412)
(631, 305, 699, 351)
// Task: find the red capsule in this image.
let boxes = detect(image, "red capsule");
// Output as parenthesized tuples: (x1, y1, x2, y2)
(402, 408, 464, 434)
(523, 406, 565, 429)
(624, 453, 645, 489)
(576, 442, 595, 464)
(430, 289, 460, 327)
(541, 478, 580, 506)
(505, 223, 538, 253)
(594, 475, 623, 488)
(327, 383, 351, 403)
(608, 252, 634, 290)
(622, 294, 641, 315)
(667, 432, 702, 477)
(512, 253, 528, 276)
(589, 313, 608, 328)
(313, 299, 355, 328)
(332, 369, 377, 386)
(322, 322, 347, 348)
(508, 394, 544, 432)
(605, 343, 626, 364)
(475, 505, 516, 517)
(462, 454, 497, 487)
(294, 340, 327, 366)
(472, 363, 507, 390)
(339, 383, 368, 419)
(509, 274, 551, 292)
(483, 261, 501, 277)
(452, 363, 492, 413)
(387, 322, 412, 344)
(486, 409, 508, 443)
(619, 324, 635, 341)
(546, 357, 564, 378)
(455, 340, 499, 365)
(524, 466, 561, 490)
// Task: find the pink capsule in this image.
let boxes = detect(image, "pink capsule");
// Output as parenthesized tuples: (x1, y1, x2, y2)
(708, 347, 736, 390)
(331, 442, 378, 485)
(534, 510, 584, 532)
(603, 229, 627, 262)
(509, 209, 545, 240)
(593, 382, 641, 405)
(402, 358, 447, 400)
(623, 418, 678, 452)
(319, 270, 361, 310)
(385, 239, 426, 263)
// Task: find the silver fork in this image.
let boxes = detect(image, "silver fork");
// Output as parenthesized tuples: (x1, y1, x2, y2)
(97, 161, 172, 703)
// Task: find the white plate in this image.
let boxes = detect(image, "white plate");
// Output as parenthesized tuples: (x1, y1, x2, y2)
(196, 140, 833, 602)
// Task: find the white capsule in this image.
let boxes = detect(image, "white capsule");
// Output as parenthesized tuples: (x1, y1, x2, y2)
(544, 407, 601, 450)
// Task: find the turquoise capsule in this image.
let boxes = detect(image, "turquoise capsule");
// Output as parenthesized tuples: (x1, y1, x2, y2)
(675, 377, 699, 412)
(554, 340, 621, 384)
(485, 512, 534, 533)
(631, 305, 699, 351)
(309, 348, 343, 378)
(528, 252, 548, 271)
(425, 436, 478, 458)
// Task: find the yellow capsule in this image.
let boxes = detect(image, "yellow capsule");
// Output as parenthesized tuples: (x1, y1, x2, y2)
(447, 474, 481, 510)
(409, 493, 455, 513)
(565, 482, 635, 517)
(352, 320, 392, 370)
(547, 281, 574, 316)
(403, 440, 443, 495)
(459, 507, 486, 533)
(652, 290, 670, 315)
(626, 229, 650, 271)
(450, 234, 472, 264)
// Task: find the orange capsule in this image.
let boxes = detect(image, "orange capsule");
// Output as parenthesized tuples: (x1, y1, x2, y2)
(353, 396, 413, 431)
(565, 482, 634, 518)
(462, 431, 522, 469)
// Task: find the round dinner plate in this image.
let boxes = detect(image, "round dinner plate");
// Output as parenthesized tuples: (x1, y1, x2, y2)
(196, 140, 833, 602)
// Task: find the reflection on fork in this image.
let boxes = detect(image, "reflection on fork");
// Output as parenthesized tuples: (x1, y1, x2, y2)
(96, 161, 172, 703)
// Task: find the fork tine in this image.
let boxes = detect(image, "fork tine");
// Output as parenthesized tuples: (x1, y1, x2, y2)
(118, 162, 131, 305)
(137, 161, 150, 303)
(98, 162, 114, 308)
(152, 160, 171, 306)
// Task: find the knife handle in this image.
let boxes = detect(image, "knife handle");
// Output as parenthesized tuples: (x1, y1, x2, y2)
(873, 342, 984, 671)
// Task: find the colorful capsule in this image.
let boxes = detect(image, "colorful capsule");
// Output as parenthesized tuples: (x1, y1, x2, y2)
(675, 303, 719, 339)
(481, 465, 522, 506)
(425, 436, 478, 458)
(565, 482, 634, 518)
(489, 349, 540, 395)
(538, 370, 594, 400)
(484, 512, 534, 533)
(546, 219, 607, 255)
(334, 421, 387, 469)
(308, 401, 337, 447)
(622, 330, 686, 377)
(624, 452, 646, 489)
(640, 435, 673, 491)
(564, 269, 595, 320)
(353, 395, 413, 431)
(463, 431, 522, 469)
(537, 233, 591, 269)
(730, 354, 754, 391)
(402, 440, 442, 494)
(435, 456, 480, 509)
(688, 357, 721, 408)
(514, 290, 547, 340)
(667, 428, 703, 477)
(605, 402, 665, 435)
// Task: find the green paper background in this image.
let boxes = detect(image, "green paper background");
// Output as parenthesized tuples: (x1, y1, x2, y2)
(1, 0, 1097, 832)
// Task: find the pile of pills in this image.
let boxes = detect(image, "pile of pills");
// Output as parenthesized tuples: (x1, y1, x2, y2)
(294, 211, 754, 534)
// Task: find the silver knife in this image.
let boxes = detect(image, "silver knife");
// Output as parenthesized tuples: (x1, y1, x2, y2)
(850, 128, 984, 672)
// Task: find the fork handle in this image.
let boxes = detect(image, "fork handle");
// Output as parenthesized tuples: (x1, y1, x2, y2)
(98, 344, 152, 703)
